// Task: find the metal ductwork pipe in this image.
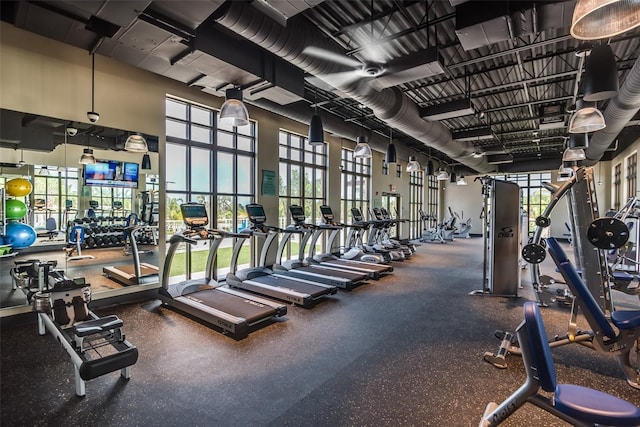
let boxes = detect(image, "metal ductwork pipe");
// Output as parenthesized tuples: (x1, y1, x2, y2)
(212, 2, 492, 174)
(585, 55, 640, 164)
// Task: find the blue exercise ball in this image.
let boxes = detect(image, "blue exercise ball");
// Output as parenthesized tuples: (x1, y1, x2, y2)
(5, 222, 37, 249)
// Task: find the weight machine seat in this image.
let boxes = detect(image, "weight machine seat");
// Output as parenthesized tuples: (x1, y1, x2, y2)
(546, 238, 617, 339)
(611, 311, 640, 330)
(73, 315, 123, 337)
(524, 303, 640, 426)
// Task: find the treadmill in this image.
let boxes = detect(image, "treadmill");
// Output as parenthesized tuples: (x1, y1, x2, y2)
(158, 203, 287, 339)
(103, 225, 160, 286)
(272, 205, 368, 290)
(306, 205, 393, 279)
(225, 204, 337, 308)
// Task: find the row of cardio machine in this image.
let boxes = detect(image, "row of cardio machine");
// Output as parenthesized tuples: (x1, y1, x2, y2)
(160, 202, 414, 339)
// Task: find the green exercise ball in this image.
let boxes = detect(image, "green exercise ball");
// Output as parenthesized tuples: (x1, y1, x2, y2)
(5, 199, 28, 219)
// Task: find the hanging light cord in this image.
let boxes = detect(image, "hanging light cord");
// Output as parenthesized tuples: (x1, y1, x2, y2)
(91, 53, 95, 112)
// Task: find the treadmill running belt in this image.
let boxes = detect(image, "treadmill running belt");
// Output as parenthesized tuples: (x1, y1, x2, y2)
(302, 266, 366, 281)
(253, 275, 329, 298)
(117, 264, 158, 278)
(187, 289, 276, 324)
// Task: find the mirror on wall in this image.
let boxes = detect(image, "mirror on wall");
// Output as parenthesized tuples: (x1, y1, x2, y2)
(0, 108, 160, 311)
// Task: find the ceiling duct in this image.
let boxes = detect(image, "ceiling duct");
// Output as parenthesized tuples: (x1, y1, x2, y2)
(420, 98, 475, 121)
(585, 55, 640, 164)
(212, 1, 491, 173)
(454, 1, 573, 51)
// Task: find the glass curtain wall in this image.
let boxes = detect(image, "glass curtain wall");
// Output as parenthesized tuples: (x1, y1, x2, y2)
(278, 130, 327, 261)
(165, 97, 256, 278)
(408, 171, 424, 239)
(340, 148, 371, 245)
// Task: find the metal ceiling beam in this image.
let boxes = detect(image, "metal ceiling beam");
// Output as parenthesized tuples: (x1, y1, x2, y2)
(483, 95, 574, 113)
(345, 13, 456, 56)
(332, 1, 422, 36)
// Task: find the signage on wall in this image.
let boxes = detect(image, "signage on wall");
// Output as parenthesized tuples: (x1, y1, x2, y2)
(261, 170, 276, 196)
(389, 185, 396, 192)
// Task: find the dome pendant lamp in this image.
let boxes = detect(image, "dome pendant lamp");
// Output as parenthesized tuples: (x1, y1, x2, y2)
(220, 87, 249, 127)
(406, 156, 421, 172)
(571, 0, 640, 40)
(568, 98, 606, 133)
(354, 105, 372, 158)
(385, 128, 397, 164)
(354, 136, 372, 158)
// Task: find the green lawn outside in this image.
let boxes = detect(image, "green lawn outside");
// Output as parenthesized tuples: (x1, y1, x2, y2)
(168, 242, 302, 276)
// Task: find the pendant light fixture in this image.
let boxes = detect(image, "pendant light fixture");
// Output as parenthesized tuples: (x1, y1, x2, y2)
(354, 136, 372, 158)
(141, 153, 152, 170)
(125, 133, 148, 153)
(568, 132, 589, 149)
(406, 156, 422, 172)
(571, 0, 640, 40)
(456, 175, 468, 186)
(558, 161, 576, 181)
(569, 98, 606, 133)
(385, 127, 397, 164)
(79, 148, 96, 165)
(436, 168, 449, 181)
(87, 53, 100, 124)
(354, 105, 372, 158)
(581, 44, 619, 102)
(426, 159, 434, 176)
(308, 88, 325, 145)
(220, 87, 249, 127)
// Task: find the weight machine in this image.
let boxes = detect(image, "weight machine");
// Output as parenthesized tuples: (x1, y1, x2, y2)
(521, 166, 623, 313)
(470, 177, 521, 297)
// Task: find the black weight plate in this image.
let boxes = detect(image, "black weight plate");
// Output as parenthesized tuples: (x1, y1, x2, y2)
(522, 243, 546, 264)
(587, 217, 629, 249)
(535, 216, 551, 228)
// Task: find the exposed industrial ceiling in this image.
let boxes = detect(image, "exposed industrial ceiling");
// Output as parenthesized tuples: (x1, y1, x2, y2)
(1, 0, 639, 174)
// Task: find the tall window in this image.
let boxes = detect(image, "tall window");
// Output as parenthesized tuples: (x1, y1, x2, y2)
(613, 163, 622, 210)
(425, 175, 439, 220)
(165, 97, 256, 277)
(32, 166, 79, 231)
(278, 130, 327, 259)
(341, 148, 371, 243)
(409, 171, 424, 239)
(494, 172, 551, 235)
(626, 153, 637, 200)
(382, 160, 389, 176)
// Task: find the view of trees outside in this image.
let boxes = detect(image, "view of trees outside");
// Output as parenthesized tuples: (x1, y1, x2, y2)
(164, 97, 255, 278)
(340, 148, 370, 246)
(494, 173, 552, 235)
(279, 130, 326, 261)
(31, 167, 79, 230)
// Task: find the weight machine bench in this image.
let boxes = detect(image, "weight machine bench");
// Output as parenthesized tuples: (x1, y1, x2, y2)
(33, 274, 138, 396)
(479, 302, 640, 426)
(484, 237, 640, 389)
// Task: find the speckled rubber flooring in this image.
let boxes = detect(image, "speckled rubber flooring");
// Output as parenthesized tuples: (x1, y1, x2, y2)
(1, 238, 639, 426)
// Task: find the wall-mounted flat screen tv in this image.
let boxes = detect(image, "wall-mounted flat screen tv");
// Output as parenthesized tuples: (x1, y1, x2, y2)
(84, 160, 139, 189)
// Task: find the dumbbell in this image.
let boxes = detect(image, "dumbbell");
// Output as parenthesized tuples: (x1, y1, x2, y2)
(94, 236, 104, 247)
(85, 237, 95, 248)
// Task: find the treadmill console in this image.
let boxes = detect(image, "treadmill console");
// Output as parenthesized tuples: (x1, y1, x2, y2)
(351, 208, 364, 222)
(181, 203, 209, 228)
(245, 204, 266, 225)
(320, 205, 334, 222)
(289, 205, 306, 224)
(372, 208, 384, 220)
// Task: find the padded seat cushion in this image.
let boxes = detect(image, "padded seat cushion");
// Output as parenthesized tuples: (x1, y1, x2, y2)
(555, 384, 640, 426)
(74, 315, 123, 337)
(613, 271, 634, 281)
(611, 310, 640, 330)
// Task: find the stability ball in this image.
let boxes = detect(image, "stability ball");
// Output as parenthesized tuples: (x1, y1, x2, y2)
(5, 199, 28, 219)
(5, 178, 33, 197)
(4, 222, 37, 249)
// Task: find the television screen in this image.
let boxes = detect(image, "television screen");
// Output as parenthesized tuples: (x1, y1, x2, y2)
(84, 160, 139, 189)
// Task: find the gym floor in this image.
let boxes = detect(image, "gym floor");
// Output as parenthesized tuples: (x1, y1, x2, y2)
(1, 238, 639, 426)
